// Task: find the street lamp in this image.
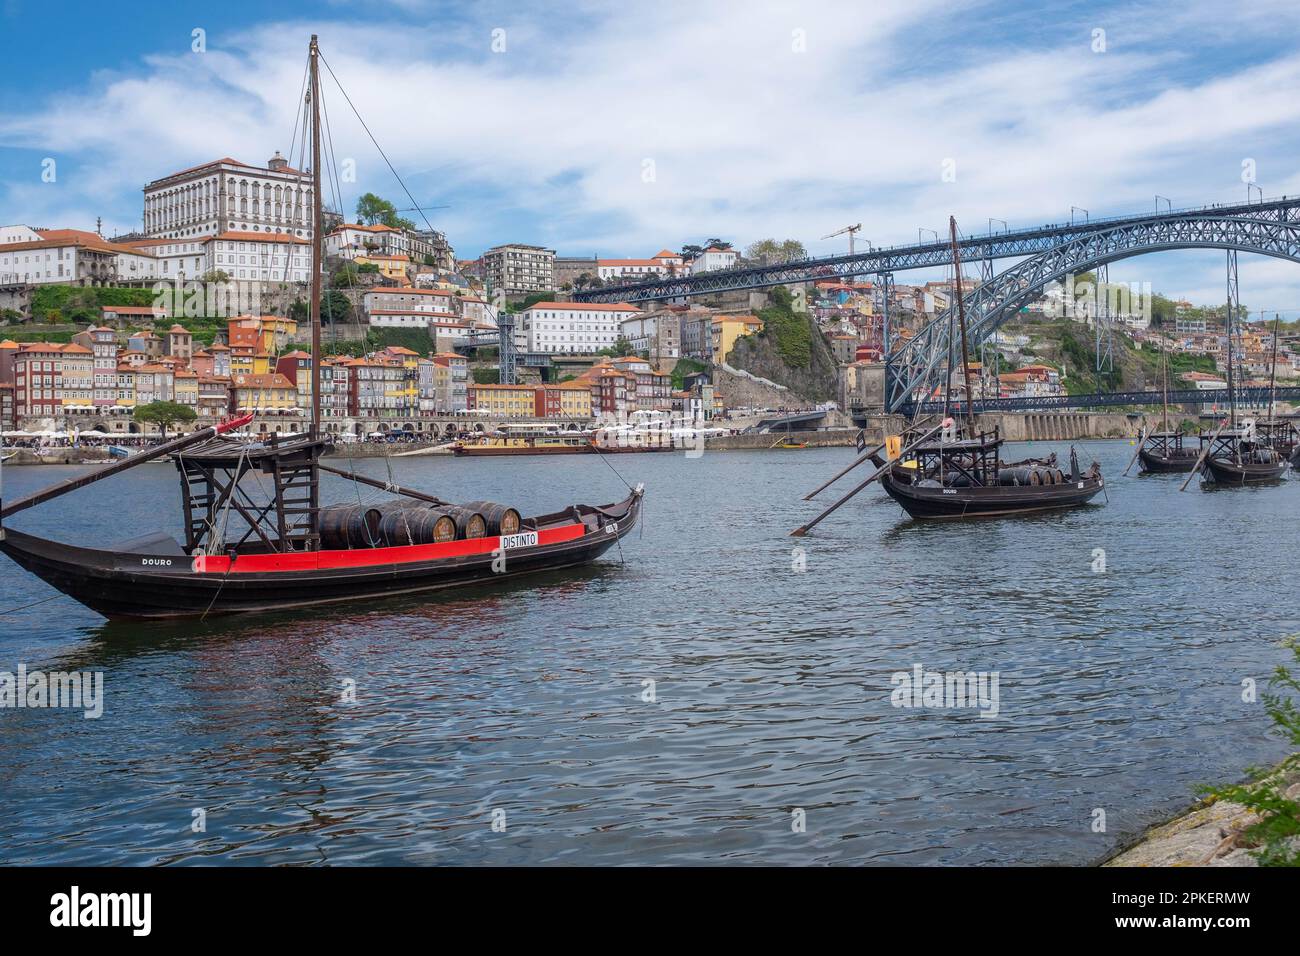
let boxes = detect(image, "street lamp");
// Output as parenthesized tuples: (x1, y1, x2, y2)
(1070, 206, 1088, 225)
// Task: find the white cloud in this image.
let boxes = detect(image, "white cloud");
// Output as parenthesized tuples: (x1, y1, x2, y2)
(2, 0, 1298, 305)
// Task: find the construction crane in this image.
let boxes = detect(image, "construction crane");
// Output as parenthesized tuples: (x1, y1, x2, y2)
(822, 223, 862, 256)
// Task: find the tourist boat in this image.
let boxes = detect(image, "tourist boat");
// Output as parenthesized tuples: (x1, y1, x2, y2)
(592, 427, 676, 453)
(0, 36, 643, 621)
(452, 426, 593, 456)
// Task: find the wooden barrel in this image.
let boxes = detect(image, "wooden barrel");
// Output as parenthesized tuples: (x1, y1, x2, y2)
(319, 503, 384, 549)
(460, 500, 522, 536)
(438, 506, 487, 539)
(378, 507, 456, 546)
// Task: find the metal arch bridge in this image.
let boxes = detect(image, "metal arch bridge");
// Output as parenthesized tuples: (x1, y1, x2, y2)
(570, 196, 1300, 304)
(886, 212, 1300, 411)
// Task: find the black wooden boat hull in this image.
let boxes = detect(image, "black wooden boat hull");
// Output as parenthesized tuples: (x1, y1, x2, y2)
(1138, 449, 1198, 473)
(0, 490, 642, 620)
(879, 472, 1104, 519)
(1202, 457, 1286, 485)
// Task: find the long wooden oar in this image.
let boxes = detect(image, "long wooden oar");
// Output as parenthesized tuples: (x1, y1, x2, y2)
(317, 461, 450, 506)
(1179, 420, 1227, 492)
(802, 441, 885, 500)
(1122, 427, 1146, 477)
(801, 415, 934, 501)
(0, 412, 254, 521)
(790, 423, 943, 536)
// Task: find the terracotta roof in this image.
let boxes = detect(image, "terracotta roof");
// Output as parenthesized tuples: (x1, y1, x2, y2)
(102, 305, 167, 316)
(523, 301, 639, 312)
(367, 309, 459, 318)
(231, 373, 295, 389)
(332, 223, 401, 234)
(208, 231, 308, 244)
(0, 230, 157, 257)
(366, 287, 451, 296)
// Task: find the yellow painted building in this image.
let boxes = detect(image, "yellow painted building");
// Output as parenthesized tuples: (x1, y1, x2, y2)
(174, 369, 199, 409)
(356, 254, 411, 282)
(467, 383, 537, 418)
(377, 346, 420, 410)
(711, 314, 765, 363)
(230, 373, 298, 412)
(538, 381, 593, 419)
(229, 315, 299, 353)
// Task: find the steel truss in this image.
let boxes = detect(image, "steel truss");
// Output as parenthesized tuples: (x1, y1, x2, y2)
(573, 197, 1300, 304)
(885, 214, 1300, 411)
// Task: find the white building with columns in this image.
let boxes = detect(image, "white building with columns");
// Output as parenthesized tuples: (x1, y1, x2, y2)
(142, 153, 314, 242)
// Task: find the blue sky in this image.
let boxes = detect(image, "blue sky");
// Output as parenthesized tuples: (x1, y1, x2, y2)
(3, 0, 1300, 311)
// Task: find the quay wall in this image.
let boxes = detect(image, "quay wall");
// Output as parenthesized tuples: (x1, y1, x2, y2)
(855, 411, 1148, 443)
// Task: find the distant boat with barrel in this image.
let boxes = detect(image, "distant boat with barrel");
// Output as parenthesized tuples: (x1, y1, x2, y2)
(791, 216, 1104, 534)
(1184, 313, 1291, 487)
(1137, 431, 1200, 473)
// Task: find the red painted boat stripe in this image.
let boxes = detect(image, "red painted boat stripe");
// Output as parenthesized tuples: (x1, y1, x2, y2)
(192, 523, 587, 574)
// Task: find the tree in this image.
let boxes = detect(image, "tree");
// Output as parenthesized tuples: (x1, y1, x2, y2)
(200, 269, 232, 283)
(322, 290, 352, 325)
(680, 244, 704, 260)
(331, 263, 363, 287)
(519, 291, 557, 310)
(355, 193, 415, 231)
(705, 238, 732, 250)
(744, 239, 807, 265)
(599, 336, 635, 357)
(134, 400, 197, 438)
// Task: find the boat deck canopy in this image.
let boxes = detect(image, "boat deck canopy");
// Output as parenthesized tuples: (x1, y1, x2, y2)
(178, 432, 333, 468)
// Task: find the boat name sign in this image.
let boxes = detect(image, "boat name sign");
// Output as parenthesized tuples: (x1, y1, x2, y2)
(500, 531, 540, 550)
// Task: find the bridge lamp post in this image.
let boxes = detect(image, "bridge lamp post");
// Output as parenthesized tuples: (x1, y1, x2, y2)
(918, 228, 939, 245)
(1070, 206, 1089, 225)
(1155, 195, 1172, 214)
(988, 218, 1007, 234)
(1247, 183, 1263, 204)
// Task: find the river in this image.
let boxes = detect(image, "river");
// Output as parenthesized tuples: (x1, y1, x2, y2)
(0, 439, 1295, 865)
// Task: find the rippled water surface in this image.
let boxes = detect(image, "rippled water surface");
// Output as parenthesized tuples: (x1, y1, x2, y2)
(1, 440, 1296, 865)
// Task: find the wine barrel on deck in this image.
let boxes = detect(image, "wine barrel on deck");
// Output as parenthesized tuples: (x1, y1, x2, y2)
(459, 500, 522, 536)
(318, 503, 384, 549)
(378, 507, 456, 546)
(439, 506, 487, 539)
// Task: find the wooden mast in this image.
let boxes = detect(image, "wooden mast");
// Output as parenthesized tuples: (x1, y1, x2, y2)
(1160, 342, 1169, 436)
(308, 35, 323, 435)
(948, 217, 976, 432)
(1267, 313, 1280, 422)
(1225, 255, 1236, 431)
(305, 35, 324, 550)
